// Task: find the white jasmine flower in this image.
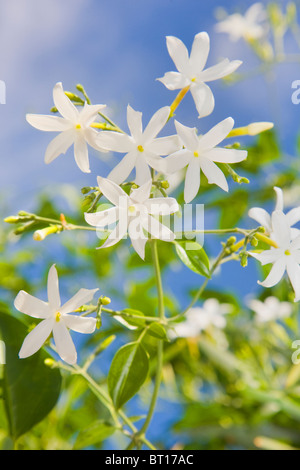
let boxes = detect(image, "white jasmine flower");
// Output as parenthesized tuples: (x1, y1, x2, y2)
(170, 299, 232, 338)
(248, 211, 300, 302)
(215, 3, 268, 42)
(248, 296, 293, 323)
(162, 117, 247, 202)
(84, 177, 179, 259)
(14, 265, 98, 364)
(26, 82, 107, 173)
(157, 32, 242, 117)
(96, 105, 180, 186)
(249, 186, 300, 239)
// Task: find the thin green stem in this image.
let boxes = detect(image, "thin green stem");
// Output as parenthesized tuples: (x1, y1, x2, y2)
(173, 245, 228, 322)
(127, 240, 165, 449)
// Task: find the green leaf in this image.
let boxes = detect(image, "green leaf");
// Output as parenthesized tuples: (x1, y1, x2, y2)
(175, 241, 210, 278)
(73, 420, 116, 450)
(120, 309, 146, 328)
(108, 341, 149, 409)
(0, 310, 62, 439)
(147, 323, 169, 341)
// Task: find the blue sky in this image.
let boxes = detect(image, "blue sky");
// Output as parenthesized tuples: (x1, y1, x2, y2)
(1, 0, 300, 317)
(1, 0, 299, 211)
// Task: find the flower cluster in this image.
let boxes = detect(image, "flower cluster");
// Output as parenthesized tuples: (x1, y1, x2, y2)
(14, 29, 284, 366)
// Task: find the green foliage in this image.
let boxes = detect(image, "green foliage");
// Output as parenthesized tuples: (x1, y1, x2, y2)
(0, 309, 62, 440)
(108, 341, 149, 409)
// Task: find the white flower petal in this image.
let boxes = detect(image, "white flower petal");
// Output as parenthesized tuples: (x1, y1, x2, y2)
(108, 151, 138, 185)
(248, 207, 272, 231)
(47, 265, 61, 311)
(145, 197, 179, 215)
(74, 135, 90, 173)
(14, 290, 51, 319)
(96, 131, 133, 153)
(62, 314, 97, 334)
(99, 220, 128, 249)
(53, 82, 78, 122)
(19, 318, 54, 359)
(134, 156, 151, 186)
(26, 114, 70, 132)
(147, 135, 181, 156)
(204, 147, 247, 163)
(60, 288, 99, 315)
(97, 176, 128, 206)
(248, 248, 282, 265)
(84, 206, 119, 228)
(157, 71, 190, 91)
(190, 82, 215, 118)
(286, 207, 300, 227)
(286, 257, 300, 301)
(163, 149, 192, 174)
(166, 35, 190, 74)
(258, 257, 287, 288)
(127, 105, 143, 141)
(274, 186, 284, 211)
(271, 211, 291, 247)
(143, 107, 170, 142)
(198, 117, 234, 151)
(189, 32, 210, 75)
(79, 103, 106, 126)
(83, 127, 108, 152)
(130, 180, 152, 204)
(184, 159, 200, 203)
(53, 322, 77, 365)
(128, 222, 148, 259)
(175, 120, 199, 150)
(143, 214, 175, 242)
(44, 129, 75, 164)
(200, 158, 228, 192)
(200, 59, 242, 82)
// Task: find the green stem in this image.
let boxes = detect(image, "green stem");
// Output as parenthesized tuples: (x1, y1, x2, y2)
(173, 245, 228, 321)
(128, 240, 165, 449)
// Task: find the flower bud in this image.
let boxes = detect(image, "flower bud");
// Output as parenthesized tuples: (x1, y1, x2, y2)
(44, 358, 56, 368)
(4, 216, 20, 224)
(100, 296, 111, 306)
(33, 225, 60, 241)
(248, 122, 274, 136)
(161, 180, 170, 189)
(240, 253, 248, 267)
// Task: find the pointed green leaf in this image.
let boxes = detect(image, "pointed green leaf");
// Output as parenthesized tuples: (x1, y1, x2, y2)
(73, 420, 116, 450)
(0, 310, 62, 439)
(108, 342, 149, 409)
(175, 241, 210, 278)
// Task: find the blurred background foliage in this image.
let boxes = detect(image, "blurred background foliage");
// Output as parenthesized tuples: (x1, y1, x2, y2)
(1, 0, 300, 451)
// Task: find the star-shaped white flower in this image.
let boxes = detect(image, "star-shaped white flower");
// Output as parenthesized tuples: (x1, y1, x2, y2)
(84, 177, 179, 259)
(248, 296, 293, 323)
(14, 265, 98, 364)
(96, 105, 180, 186)
(215, 3, 268, 42)
(157, 32, 242, 117)
(170, 299, 232, 338)
(26, 82, 107, 173)
(249, 186, 300, 239)
(248, 211, 300, 302)
(161, 117, 247, 202)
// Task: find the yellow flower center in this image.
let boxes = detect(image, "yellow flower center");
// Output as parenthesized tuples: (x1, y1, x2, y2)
(128, 205, 136, 214)
(194, 151, 199, 158)
(285, 250, 291, 256)
(75, 123, 81, 130)
(191, 77, 197, 83)
(55, 311, 61, 322)
(137, 145, 144, 152)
